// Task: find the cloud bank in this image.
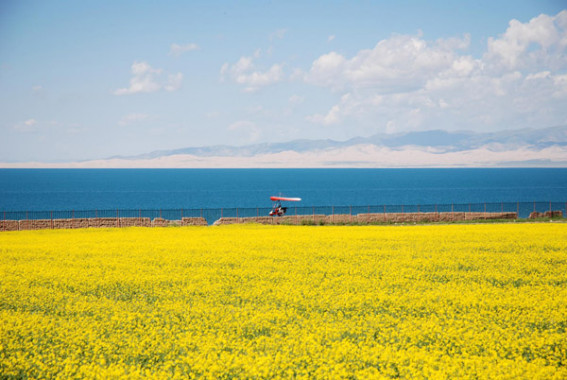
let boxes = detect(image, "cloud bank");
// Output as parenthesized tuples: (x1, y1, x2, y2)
(303, 11, 567, 133)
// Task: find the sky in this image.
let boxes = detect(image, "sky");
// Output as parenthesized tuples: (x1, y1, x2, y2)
(1, 0, 566, 163)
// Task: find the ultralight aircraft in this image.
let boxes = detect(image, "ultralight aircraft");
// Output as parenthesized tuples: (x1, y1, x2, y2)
(269, 196, 301, 216)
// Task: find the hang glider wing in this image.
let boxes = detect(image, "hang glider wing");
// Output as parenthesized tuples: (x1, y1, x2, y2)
(270, 196, 301, 202)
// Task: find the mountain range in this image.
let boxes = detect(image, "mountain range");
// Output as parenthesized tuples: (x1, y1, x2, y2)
(4, 126, 567, 168)
(113, 125, 567, 160)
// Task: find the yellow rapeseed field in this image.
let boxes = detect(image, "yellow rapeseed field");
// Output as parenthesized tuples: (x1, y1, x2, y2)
(1, 224, 566, 379)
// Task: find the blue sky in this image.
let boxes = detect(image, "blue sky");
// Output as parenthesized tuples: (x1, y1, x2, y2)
(1, 0, 566, 163)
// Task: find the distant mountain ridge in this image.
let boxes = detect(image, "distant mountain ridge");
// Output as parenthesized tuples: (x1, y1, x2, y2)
(112, 125, 567, 160)
(4, 126, 567, 168)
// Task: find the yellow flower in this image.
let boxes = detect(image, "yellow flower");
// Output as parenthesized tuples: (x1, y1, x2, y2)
(0, 224, 566, 378)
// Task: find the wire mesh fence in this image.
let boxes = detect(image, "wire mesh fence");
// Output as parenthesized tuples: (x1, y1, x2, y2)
(1, 201, 566, 226)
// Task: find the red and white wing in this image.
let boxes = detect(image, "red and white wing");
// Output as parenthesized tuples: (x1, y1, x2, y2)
(270, 196, 302, 202)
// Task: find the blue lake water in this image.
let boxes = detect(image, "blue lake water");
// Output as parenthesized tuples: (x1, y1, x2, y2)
(0, 169, 566, 213)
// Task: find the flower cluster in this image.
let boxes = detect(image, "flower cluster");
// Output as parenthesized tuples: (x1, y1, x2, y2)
(1, 224, 566, 378)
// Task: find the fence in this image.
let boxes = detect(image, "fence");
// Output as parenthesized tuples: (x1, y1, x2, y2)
(1, 201, 565, 228)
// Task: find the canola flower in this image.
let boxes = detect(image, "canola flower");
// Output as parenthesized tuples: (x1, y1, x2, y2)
(0, 224, 566, 379)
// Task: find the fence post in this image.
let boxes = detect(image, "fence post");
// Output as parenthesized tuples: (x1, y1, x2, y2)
(501, 202, 503, 213)
(549, 201, 552, 213)
(181, 208, 183, 220)
(257, 207, 259, 217)
(3, 211, 5, 231)
(236, 208, 239, 221)
(533, 201, 536, 213)
(484, 203, 486, 217)
(139, 209, 142, 223)
(50, 211, 53, 229)
(221, 208, 223, 218)
(117, 209, 120, 228)
(517, 202, 519, 216)
(451, 203, 454, 213)
(160, 209, 162, 219)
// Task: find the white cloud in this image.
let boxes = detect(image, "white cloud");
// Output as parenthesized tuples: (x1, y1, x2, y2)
(306, 34, 469, 91)
(305, 51, 347, 88)
(165, 73, 183, 92)
(220, 51, 284, 92)
(118, 113, 150, 126)
(303, 11, 567, 132)
(114, 61, 183, 95)
(485, 11, 567, 72)
(328, 35, 335, 42)
(307, 93, 356, 125)
(13, 118, 39, 133)
(169, 43, 199, 57)
(307, 105, 341, 125)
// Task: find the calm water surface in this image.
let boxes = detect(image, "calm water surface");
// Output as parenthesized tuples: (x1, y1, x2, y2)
(1, 168, 566, 211)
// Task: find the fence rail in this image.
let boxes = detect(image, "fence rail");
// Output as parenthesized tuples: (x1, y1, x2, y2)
(1, 201, 566, 226)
